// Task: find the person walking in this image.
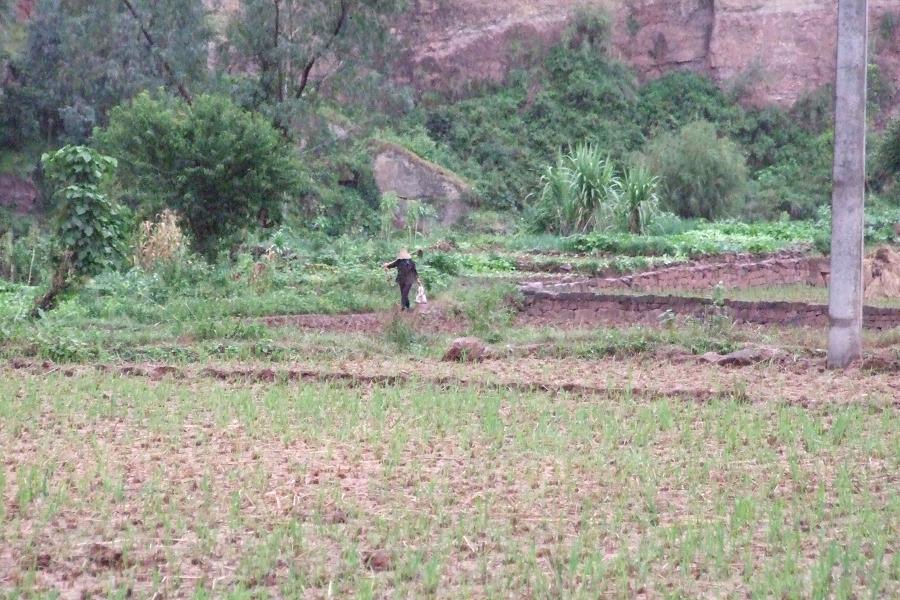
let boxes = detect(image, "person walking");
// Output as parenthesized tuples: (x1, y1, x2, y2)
(383, 249, 419, 310)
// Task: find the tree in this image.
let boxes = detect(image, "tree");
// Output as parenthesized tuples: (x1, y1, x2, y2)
(828, 0, 868, 368)
(875, 117, 900, 190)
(94, 92, 303, 259)
(1, 0, 210, 144)
(643, 120, 748, 220)
(0, 0, 14, 58)
(222, 0, 403, 108)
(33, 145, 129, 316)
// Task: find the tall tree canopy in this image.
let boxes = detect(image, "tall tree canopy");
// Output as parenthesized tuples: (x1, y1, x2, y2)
(1, 0, 211, 145)
(222, 0, 403, 110)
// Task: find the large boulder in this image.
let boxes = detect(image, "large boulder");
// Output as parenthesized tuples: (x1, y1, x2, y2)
(699, 346, 785, 367)
(372, 141, 473, 229)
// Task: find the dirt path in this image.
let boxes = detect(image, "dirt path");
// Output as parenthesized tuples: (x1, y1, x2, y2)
(9, 353, 897, 406)
(260, 306, 463, 334)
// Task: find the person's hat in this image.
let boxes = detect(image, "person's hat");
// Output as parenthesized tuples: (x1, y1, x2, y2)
(396, 249, 412, 260)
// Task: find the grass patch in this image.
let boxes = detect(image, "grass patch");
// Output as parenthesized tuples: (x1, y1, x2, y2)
(0, 372, 896, 597)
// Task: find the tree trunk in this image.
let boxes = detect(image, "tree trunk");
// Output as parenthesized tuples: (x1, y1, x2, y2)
(274, 0, 284, 103)
(295, 0, 349, 99)
(827, 0, 868, 368)
(30, 256, 73, 319)
(119, 0, 193, 106)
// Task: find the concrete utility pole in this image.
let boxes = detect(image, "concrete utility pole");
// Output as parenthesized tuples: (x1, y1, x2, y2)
(828, 0, 868, 368)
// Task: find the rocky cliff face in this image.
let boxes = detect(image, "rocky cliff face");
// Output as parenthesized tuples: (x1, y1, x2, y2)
(395, 0, 900, 109)
(10, 0, 900, 110)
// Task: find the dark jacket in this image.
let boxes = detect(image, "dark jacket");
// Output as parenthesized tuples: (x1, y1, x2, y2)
(385, 258, 418, 287)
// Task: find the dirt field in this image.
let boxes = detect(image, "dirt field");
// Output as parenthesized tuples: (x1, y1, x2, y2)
(2, 365, 898, 599)
(2, 256, 898, 598)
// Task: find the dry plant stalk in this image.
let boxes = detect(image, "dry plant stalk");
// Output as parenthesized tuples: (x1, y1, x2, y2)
(135, 209, 185, 269)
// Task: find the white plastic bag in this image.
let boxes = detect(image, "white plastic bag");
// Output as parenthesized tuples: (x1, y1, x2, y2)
(415, 284, 428, 304)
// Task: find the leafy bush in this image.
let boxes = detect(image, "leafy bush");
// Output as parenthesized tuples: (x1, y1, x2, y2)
(876, 118, 900, 187)
(450, 282, 519, 342)
(383, 314, 425, 352)
(423, 253, 462, 277)
(643, 120, 748, 219)
(813, 201, 900, 251)
(403, 43, 830, 221)
(636, 71, 742, 135)
(564, 7, 613, 55)
(457, 253, 516, 274)
(1, 0, 211, 145)
(33, 145, 130, 315)
(566, 220, 817, 257)
(532, 149, 661, 235)
(95, 92, 302, 259)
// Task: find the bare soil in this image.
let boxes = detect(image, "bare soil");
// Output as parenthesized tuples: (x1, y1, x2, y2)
(8, 349, 898, 407)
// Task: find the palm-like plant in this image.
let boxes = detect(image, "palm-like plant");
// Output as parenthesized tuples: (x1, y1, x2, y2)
(565, 144, 617, 233)
(537, 144, 618, 234)
(537, 156, 575, 234)
(614, 165, 661, 234)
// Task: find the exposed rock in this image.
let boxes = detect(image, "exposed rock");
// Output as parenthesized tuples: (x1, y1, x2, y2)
(443, 337, 489, 362)
(18, 1, 900, 111)
(15, 0, 36, 19)
(372, 141, 473, 229)
(700, 346, 784, 367)
(864, 246, 900, 299)
(393, 0, 900, 108)
(807, 257, 831, 287)
(0, 174, 38, 214)
(699, 351, 723, 364)
(363, 549, 392, 572)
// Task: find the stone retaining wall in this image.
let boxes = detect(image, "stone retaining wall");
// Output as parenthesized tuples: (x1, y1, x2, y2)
(521, 291, 900, 330)
(530, 256, 830, 294)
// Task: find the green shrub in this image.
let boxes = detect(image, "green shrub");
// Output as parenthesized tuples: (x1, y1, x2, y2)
(33, 145, 130, 315)
(406, 41, 833, 222)
(643, 120, 748, 219)
(451, 282, 518, 342)
(0, 225, 50, 286)
(383, 314, 424, 352)
(565, 6, 613, 55)
(416, 43, 639, 209)
(876, 118, 900, 184)
(424, 253, 462, 277)
(566, 220, 817, 257)
(95, 92, 302, 259)
(457, 253, 516, 274)
(636, 72, 742, 134)
(814, 201, 900, 251)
